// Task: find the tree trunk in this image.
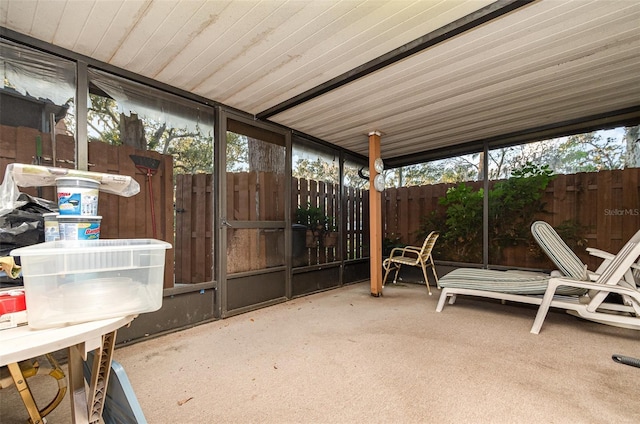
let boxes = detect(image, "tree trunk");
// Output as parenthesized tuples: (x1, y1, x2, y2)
(120, 113, 147, 150)
(625, 126, 640, 168)
(248, 137, 285, 172)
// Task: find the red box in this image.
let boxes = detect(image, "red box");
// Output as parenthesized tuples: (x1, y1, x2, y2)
(0, 290, 26, 315)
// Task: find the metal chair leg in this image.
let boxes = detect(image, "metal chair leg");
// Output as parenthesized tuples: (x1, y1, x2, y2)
(7, 362, 44, 424)
(420, 264, 432, 295)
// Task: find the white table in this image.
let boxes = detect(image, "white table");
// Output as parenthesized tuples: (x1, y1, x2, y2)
(0, 315, 136, 424)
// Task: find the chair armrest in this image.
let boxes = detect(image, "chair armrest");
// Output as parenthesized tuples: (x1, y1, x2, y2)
(547, 276, 639, 297)
(388, 246, 420, 258)
(587, 248, 619, 274)
(587, 248, 640, 274)
(586, 271, 600, 282)
(587, 247, 615, 260)
(546, 276, 640, 310)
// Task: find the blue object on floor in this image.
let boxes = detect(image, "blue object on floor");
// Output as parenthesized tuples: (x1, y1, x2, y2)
(83, 351, 147, 424)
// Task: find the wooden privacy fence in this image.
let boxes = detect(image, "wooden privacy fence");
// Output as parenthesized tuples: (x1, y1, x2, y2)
(176, 172, 288, 279)
(175, 173, 213, 283)
(345, 184, 370, 261)
(225, 171, 285, 274)
(175, 174, 370, 281)
(0, 124, 175, 288)
(294, 177, 340, 265)
(292, 177, 369, 265)
(384, 168, 640, 270)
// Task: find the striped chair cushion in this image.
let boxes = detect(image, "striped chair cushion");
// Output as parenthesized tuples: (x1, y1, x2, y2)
(531, 221, 589, 281)
(439, 268, 588, 295)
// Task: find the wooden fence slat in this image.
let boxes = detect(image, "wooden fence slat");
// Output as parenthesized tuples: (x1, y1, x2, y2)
(249, 171, 257, 221)
(175, 174, 187, 283)
(597, 171, 613, 253)
(193, 173, 207, 282)
(259, 172, 267, 220)
(0, 125, 17, 158)
(384, 188, 397, 238)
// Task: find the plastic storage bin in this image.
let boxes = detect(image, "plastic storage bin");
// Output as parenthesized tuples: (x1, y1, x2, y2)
(10, 239, 171, 329)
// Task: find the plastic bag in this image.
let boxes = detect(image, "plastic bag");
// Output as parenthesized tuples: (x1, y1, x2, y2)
(0, 193, 58, 258)
(4, 163, 140, 200)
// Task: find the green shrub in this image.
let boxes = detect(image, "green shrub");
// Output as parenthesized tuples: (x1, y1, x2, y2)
(418, 162, 566, 263)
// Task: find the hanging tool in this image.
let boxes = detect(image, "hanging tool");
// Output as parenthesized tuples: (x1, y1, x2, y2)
(129, 155, 161, 238)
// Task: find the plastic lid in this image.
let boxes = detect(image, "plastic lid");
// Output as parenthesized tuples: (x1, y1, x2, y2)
(55, 176, 102, 185)
(10, 239, 172, 256)
(57, 215, 102, 220)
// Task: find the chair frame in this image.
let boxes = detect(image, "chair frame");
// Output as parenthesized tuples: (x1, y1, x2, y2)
(0, 353, 67, 421)
(383, 231, 439, 295)
(531, 231, 640, 333)
(436, 222, 640, 334)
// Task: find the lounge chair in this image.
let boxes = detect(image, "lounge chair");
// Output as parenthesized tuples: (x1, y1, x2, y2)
(531, 220, 640, 319)
(531, 228, 640, 333)
(436, 222, 640, 334)
(382, 231, 439, 295)
(530, 220, 639, 287)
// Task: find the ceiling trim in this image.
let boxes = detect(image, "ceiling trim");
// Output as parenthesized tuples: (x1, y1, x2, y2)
(256, 0, 536, 120)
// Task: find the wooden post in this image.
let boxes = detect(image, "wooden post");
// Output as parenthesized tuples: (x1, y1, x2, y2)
(369, 131, 383, 296)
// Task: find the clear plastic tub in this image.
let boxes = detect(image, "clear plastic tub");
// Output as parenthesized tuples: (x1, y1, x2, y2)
(10, 239, 172, 329)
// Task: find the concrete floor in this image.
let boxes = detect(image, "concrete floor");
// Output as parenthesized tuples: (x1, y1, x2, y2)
(2, 281, 640, 423)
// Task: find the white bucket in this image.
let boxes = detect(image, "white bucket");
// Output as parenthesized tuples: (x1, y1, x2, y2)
(43, 212, 60, 242)
(56, 177, 100, 216)
(57, 215, 102, 240)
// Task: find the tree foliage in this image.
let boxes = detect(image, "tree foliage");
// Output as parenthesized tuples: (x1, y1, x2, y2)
(418, 163, 557, 263)
(387, 129, 634, 186)
(88, 93, 213, 174)
(293, 157, 339, 184)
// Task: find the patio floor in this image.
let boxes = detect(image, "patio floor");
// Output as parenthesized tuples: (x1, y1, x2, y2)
(2, 281, 639, 423)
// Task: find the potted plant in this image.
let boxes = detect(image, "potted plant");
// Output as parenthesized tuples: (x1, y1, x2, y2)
(295, 203, 324, 247)
(295, 203, 339, 248)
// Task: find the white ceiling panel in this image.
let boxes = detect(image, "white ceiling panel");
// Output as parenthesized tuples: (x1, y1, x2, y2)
(270, 0, 640, 159)
(1, 0, 639, 165)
